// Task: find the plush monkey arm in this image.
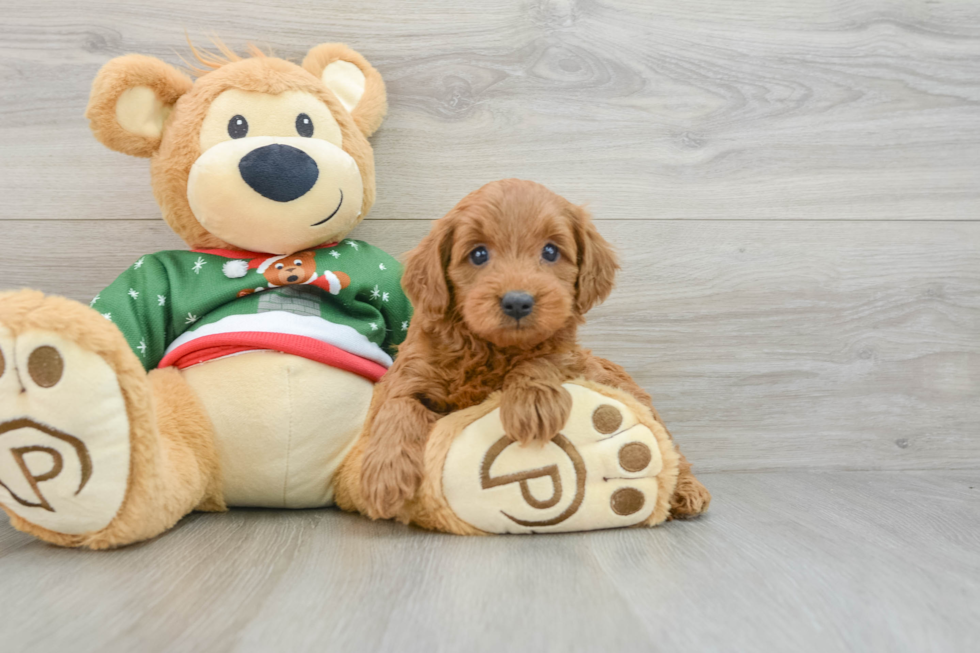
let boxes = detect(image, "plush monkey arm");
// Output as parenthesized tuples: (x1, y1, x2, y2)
(89, 250, 277, 371)
(360, 244, 413, 359)
(88, 254, 177, 370)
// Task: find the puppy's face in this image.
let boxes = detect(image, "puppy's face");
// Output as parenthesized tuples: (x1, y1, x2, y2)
(447, 200, 578, 348)
(404, 179, 619, 350)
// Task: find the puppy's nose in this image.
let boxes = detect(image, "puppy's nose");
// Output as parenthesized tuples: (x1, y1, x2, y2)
(239, 144, 319, 202)
(501, 291, 534, 320)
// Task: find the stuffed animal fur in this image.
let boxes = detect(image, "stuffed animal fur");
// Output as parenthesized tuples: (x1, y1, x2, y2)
(0, 42, 411, 548)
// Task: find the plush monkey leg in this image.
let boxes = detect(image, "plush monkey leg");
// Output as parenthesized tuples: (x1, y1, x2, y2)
(0, 291, 223, 549)
(394, 380, 680, 535)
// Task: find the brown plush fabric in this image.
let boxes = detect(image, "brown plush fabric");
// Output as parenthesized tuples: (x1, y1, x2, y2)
(302, 43, 388, 138)
(341, 179, 710, 522)
(85, 44, 379, 250)
(0, 291, 222, 549)
(86, 54, 194, 158)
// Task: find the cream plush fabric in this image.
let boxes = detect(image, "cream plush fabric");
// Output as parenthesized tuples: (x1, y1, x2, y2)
(407, 381, 681, 535)
(183, 351, 371, 508)
(0, 329, 130, 535)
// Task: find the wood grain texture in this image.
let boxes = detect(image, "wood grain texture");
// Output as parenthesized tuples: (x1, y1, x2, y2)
(2, 218, 977, 472)
(0, 471, 977, 653)
(1, 2, 979, 649)
(1, 0, 979, 221)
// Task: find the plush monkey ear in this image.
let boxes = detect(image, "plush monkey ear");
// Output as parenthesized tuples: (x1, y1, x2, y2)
(302, 43, 387, 138)
(571, 205, 620, 314)
(401, 216, 455, 322)
(86, 54, 192, 158)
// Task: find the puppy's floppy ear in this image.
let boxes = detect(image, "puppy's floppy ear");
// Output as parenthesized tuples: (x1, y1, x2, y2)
(303, 43, 387, 138)
(402, 215, 455, 322)
(86, 55, 193, 158)
(570, 205, 619, 314)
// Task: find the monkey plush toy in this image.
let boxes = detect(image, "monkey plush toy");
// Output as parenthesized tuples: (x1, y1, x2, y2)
(0, 43, 412, 547)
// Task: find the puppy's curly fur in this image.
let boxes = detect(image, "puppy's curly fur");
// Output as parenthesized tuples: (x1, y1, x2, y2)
(360, 179, 710, 520)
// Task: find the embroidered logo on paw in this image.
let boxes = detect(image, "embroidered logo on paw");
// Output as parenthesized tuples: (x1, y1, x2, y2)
(0, 419, 92, 512)
(442, 383, 669, 533)
(0, 346, 94, 511)
(480, 434, 586, 527)
(0, 333, 131, 535)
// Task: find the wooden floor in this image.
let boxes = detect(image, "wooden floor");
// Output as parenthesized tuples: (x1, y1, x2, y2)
(1, 471, 977, 652)
(1, 1, 979, 651)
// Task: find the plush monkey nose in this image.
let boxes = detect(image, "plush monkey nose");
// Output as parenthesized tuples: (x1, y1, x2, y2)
(239, 144, 319, 202)
(500, 291, 534, 320)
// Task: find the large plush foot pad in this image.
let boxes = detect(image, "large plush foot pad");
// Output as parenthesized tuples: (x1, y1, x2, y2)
(0, 327, 130, 535)
(415, 381, 680, 535)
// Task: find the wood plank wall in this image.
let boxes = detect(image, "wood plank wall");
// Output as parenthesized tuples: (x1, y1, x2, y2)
(1, 0, 978, 472)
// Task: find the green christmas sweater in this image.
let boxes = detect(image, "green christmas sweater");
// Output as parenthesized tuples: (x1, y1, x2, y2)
(89, 239, 412, 381)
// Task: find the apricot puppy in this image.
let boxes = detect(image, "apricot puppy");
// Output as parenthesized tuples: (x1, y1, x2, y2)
(358, 179, 710, 520)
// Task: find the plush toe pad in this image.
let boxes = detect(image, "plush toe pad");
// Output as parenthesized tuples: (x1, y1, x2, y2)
(441, 383, 672, 534)
(0, 328, 130, 535)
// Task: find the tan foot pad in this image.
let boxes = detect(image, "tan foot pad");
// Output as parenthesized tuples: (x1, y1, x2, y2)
(0, 328, 130, 535)
(433, 382, 679, 534)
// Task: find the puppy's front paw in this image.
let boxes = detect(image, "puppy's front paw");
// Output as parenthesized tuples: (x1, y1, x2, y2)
(500, 383, 572, 446)
(360, 442, 423, 520)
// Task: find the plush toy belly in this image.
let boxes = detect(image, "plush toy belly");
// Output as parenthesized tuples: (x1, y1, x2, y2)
(182, 351, 371, 508)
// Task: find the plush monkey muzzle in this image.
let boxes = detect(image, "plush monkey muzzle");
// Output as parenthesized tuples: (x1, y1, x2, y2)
(187, 134, 362, 255)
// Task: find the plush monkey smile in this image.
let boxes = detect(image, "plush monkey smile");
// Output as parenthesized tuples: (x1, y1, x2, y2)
(311, 189, 344, 227)
(187, 135, 364, 254)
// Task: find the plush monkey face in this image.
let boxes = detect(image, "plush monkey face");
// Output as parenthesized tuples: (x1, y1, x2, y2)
(263, 250, 318, 286)
(86, 44, 387, 255)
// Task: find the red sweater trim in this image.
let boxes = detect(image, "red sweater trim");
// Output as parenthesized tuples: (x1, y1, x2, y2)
(159, 332, 387, 382)
(192, 242, 339, 259)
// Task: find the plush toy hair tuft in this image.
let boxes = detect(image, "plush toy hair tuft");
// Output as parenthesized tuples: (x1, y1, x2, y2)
(178, 35, 271, 76)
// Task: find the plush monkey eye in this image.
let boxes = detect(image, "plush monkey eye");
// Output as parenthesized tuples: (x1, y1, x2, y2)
(293, 259, 303, 266)
(469, 246, 489, 266)
(275, 263, 284, 270)
(228, 115, 248, 139)
(542, 243, 560, 262)
(296, 113, 314, 138)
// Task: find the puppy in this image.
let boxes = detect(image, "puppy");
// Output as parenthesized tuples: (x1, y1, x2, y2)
(359, 179, 710, 520)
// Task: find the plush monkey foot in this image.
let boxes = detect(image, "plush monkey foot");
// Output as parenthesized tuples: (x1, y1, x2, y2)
(0, 294, 131, 539)
(412, 381, 681, 535)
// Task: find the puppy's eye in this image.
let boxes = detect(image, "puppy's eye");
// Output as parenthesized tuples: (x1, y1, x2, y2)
(296, 113, 314, 138)
(228, 115, 248, 139)
(542, 243, 560, 262)
(469, 246, 489, 266)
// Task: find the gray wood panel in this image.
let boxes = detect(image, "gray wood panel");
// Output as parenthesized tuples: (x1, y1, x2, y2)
(0, 471, 977, 653)
(1, 218, 978, 473)
(1, 0, 979, 222)
(1, 2, 979, 650)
